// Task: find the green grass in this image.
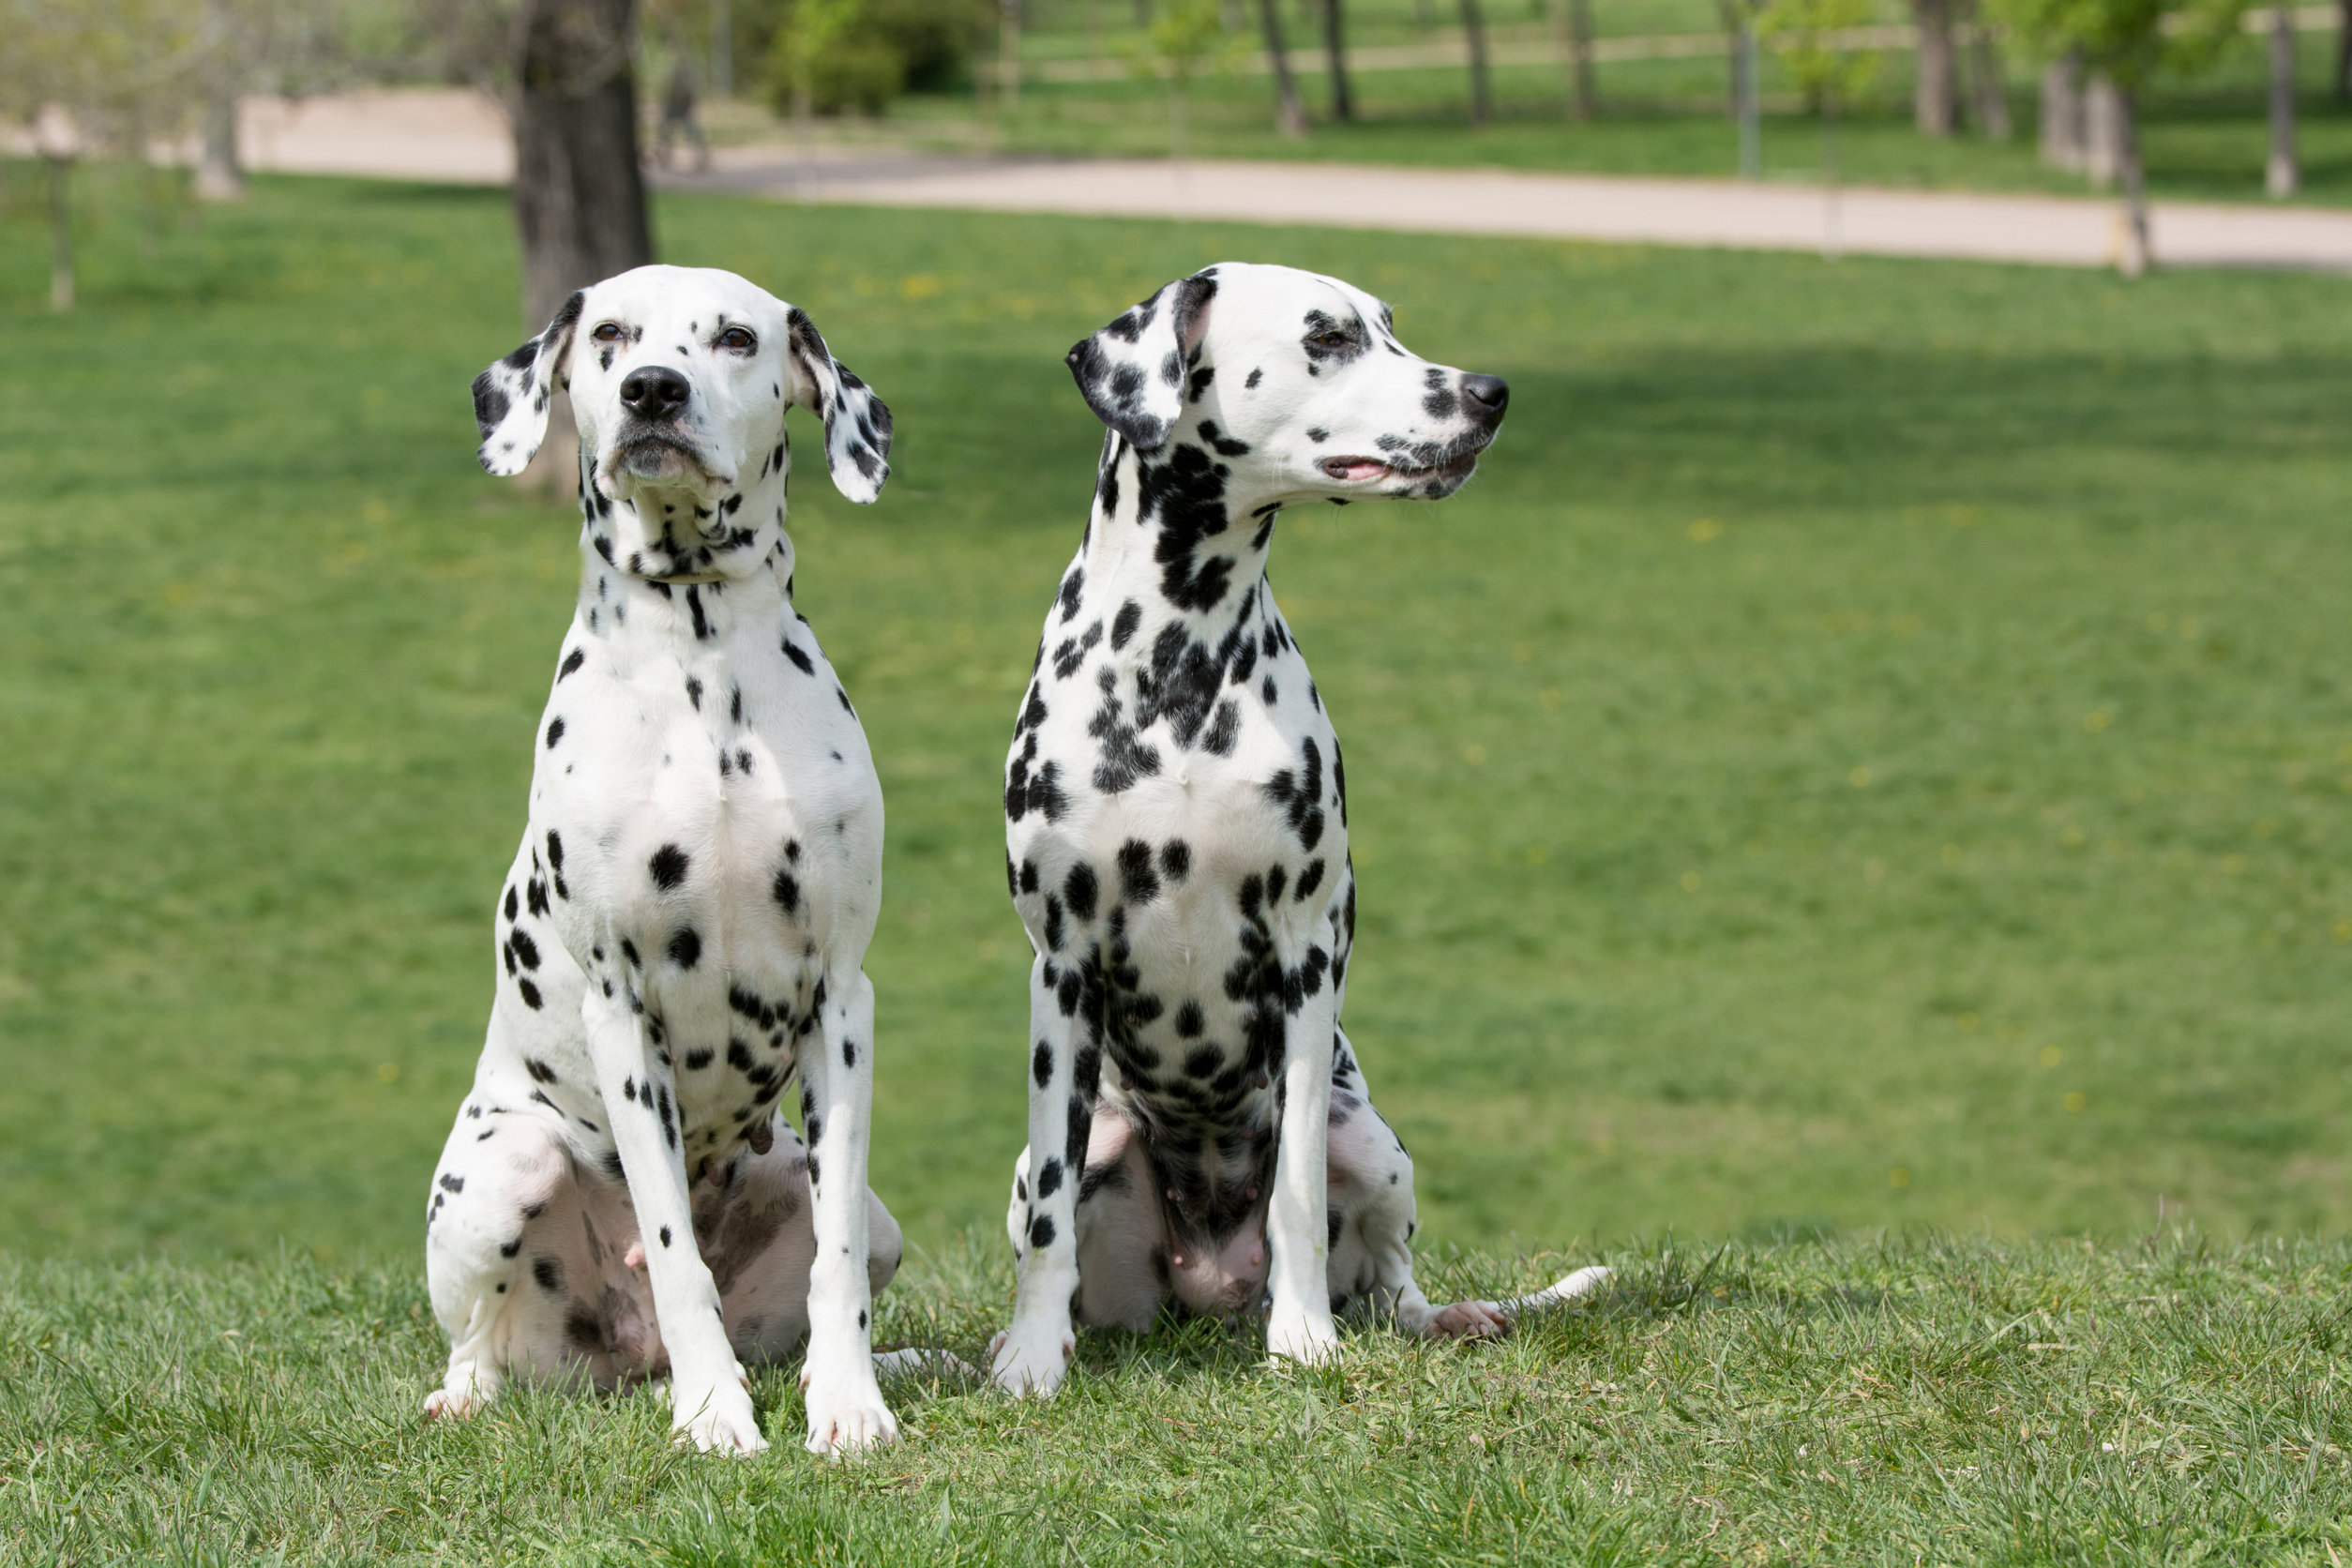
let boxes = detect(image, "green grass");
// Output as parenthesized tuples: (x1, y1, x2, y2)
(4, 174, 2351, 1264)
(4, 165, 2351, 1564)
(7, 1233, 2352, 1562)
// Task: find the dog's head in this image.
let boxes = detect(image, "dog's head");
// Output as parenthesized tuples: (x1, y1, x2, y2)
(472, 264, 891, 517)
(1066, 262, 1506, 504)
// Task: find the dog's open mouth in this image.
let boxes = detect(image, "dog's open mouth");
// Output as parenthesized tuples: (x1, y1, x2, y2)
(1319, 448, 1482, 485)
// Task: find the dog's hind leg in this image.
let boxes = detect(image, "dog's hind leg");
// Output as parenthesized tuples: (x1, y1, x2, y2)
(1326, 1032, 1610, 1338)
(423, 1096, 589, 1418)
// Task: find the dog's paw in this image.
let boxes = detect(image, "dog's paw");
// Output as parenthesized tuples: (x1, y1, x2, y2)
(1266, 1308, 1342, 1367)
(671, 1377, 768, 1456)
(988, 1320, 1075, 1396)
(423, 1367, 496, 1420)
(1427, 1300, 1510, 1339)
(422, 1385, 482, 1421)
(800, 1364, 898, 1457)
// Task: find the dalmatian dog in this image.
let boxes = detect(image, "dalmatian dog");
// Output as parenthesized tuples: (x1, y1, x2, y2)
(420, 264, 904, 1456)
(989, 263, 1610, 1395)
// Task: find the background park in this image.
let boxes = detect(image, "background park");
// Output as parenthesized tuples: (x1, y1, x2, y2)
(5, 0, 2352, 1560)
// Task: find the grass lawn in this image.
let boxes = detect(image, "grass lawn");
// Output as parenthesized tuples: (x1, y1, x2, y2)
(7, 1235, 2351, 1562)
(0, 173, 2347, 1558)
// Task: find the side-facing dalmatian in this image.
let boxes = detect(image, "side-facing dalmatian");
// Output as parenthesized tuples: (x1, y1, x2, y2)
(989, 263, 1610, 1395)
(422, 264, 904, 1456)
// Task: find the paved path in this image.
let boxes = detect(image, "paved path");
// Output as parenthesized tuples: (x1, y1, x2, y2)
(222, 89, 2352, 272)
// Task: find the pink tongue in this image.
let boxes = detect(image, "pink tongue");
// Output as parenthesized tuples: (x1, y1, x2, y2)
(1328, 459, 1387, 481)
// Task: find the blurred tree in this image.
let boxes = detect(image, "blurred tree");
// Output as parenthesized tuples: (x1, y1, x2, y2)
(511, 0, 654, 329)
(2, 0, 209, 309)
(2265, 1, 2296, 195)
(1913, 0, 1957, 134)
(1319, 0, 1352, 118)
(1460, 0, 1491, 125)
(1989, 0, 2247, 274)
(1764, 0, 1880, 252)
(1126, 0, 1237, 161)
(1958, 0, 2011, 135)
(192, 0, 355, 202)
(1255, 0, 1307, 133)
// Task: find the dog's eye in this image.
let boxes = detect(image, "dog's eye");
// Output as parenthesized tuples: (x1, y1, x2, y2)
(592, 323, 625, 343)
(716, 327, 757, 353)
(1309, 330, 1350, 349)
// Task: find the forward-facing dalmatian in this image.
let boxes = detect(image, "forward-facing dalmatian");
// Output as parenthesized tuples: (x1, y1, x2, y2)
(422, 265, 904, 1456)
(989, 263, 1610, 1395)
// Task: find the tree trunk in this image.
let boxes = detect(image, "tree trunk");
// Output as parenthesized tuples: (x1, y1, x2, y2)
(2083, 69, 2123, 188)
(2269, 3, 2299, 197)
(513, 0, 655, 495)
(1000, 0, 1024, 113)
(1913, 0, 1957, 137)
(1460, 0, 1491, 125)
(2338, 0, 2351, 101)
(2039, 46, 2083, 170)
(46, 156, 75, 313)
(1569, 0, 1595, 120)
(1320, 0, 1353, 120)
(196, 91, 245, 200)
(1960, 0, 2009, 139)
(2116, 84, 2148, 276)
(1259, 0, 1309, 134)
(1733, 13, 1758, 175)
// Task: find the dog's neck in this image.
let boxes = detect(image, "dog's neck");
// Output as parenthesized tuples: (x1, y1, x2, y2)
(575, 445, 794, 591)
(1071, 431, 1288, 649)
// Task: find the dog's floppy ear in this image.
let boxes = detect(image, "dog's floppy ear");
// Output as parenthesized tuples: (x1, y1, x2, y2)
(1065, 270, 1218, 450)
(785, 308, 893, 505)
(472, 291, 583, 477)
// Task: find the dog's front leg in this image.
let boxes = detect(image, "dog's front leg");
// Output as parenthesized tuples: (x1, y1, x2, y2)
(582, 992, 765, 1455)
(1265, 974, 1342, 1367)
(990, 955, 1088, 1395)
(796, 966, 897, 1456)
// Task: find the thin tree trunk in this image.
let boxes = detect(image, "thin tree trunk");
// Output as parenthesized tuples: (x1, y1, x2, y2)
(1320, 0, 1353, 120)
(2269, 3, 2299, 197)
(2039, 46, 2083, 170)
(197, 91, 245, 200)
(1000, 0, 1024, 113)
(2337, 0, 2351, 101)
(1822, 92, 1841, 260)
(513, 0, 655, 493)
(1460, 0, 1491, 125)
(1569, 0, 1595, 120)
(2083, 69, 2123, 188)
(1960, 0, 2009, 138)
(1719, 0, 1741, 114)
(1259, 0, 1308, 133)
(46, 155, 74, 313)
(2117, 85, 2148, 276)
(1913, 0, 1957, 136)
(1733, 12, 1758, 175)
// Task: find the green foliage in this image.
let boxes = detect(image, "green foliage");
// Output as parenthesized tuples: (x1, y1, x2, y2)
(1761, 0, 1881, 111)
(745, 0, 986, 114)
(1986, 0, 2247, 84)
(5, 1232, 2351, 1561)
(1124, 0, 1244, 83)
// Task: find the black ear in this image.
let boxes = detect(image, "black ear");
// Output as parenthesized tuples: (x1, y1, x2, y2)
(472, 292, 583, 476)
(1064, 272, 1218, 449)
(786, 308, 893, 505)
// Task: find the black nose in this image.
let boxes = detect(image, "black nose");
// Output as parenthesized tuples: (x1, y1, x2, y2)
(620, 366, 691, 419)
(1462, 374, 1509, 420)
